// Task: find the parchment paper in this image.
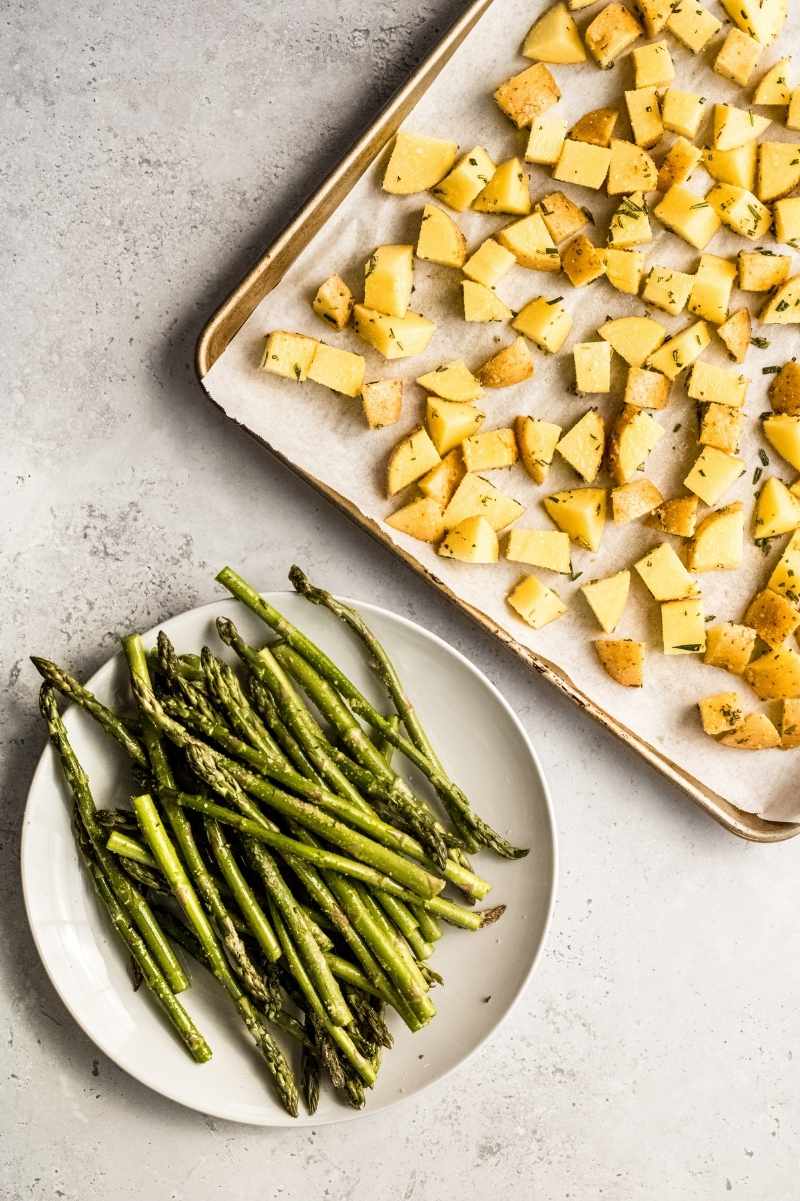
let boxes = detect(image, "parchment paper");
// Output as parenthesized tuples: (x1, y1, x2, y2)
(203, 0, 800, 822)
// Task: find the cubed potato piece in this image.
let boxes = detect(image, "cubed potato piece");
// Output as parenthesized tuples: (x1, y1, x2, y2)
(713, 104, 771, 151)
(556, 410, 606, 482)
(364, 245, 413, 318)
(516, 415, 562, 483)
(780, 698, 800, 748)
(753, 476, 800, 538)
(687, 361, 748, 408)
(362, 379, 403, 428)
(767, 529, 800, 603)
(312, 275, 353, 330)
(506, 528, 572, 573)
(570, 0, 600, 8)
(522, 3, 586, 62)
(769, 362, 800, 414)
(719, 0, 788, 46)
(599, 316, 666, 367)
(698, 403, 744, 454)
(761, 276, 800, 324)
(657, 138, 702, 192)
(438, 515, 499, 563)
(635, 542, 698, 600)
(654, 186, 721, 249)
(764, 415, 800, 472)
(608, 139, 658, 194)
(698, 692, 745, 735)
(625, 88, 663, 149)
(714, 28, 762, 86)
(662, 89, 706, 139)
(687, 503, 744, 570)
(642, 266, 693, 316)
(666, 1, 721, 51)
(704, 143, 757, 191)
(419, 449, 465, 506)
(633, 40, 674, 88)
(647, 495, 698, 537)
(738, 249, 792, 291)
(513, 296, 572, 353)
(595, 639, 645, 686)
(382, 132, 458, 195)
(585, 3, 643, 68)
(745, 646, 800, 699)
(544, 487, 607, 550)
(624, 366, 670, 410)
(608, 192, 652, 248)
(497, 212, 560, 271)
(719, 713, 781, 748)
(426, 398, 484, 455)
(461, 281, 513, 323)
(352, 306, 436, 359)
(562, 235, 606, 286)
(581, 570, 630, 632)
(306, 342, 365, 397)
(684, 446, 745, 506)
(789, 89, 800, 131)
(612, 478, 663, 523)
(661, 597, 706, 655)
(570, 107, 619, 147)
(754, 58, 792, 104)
(745, 587, 800, 647)
(525, 117, 568, 166)
(260, 330, 318, 381)
(416, 205, 467, 268)
(442, 473, 524, 531)
(387, 426, 441, 495)
(473, 158, 531, 216)
(462, 238, 516, 287)
(708, 184, 771, 240)
(507, 575, 567, 628)
(494, 63, 560, 129)
(538, 192, 588, 243)
(756, 142, 800, 203)
(704, 622, 756, 673)
(688, 255, 737, 325)
(646, 321, 710, 379)
(386, 496, 446, 543)
(633, 0, 671, 36)
(574, 341, 612, 393)
(717, 310, 751, 363)
(603, 248, 645, 294)
(417, 360, 482, 402)
(462, 428, 518, 472)
(552, 140, 611, 190)
(477, 338, 534, 388)
(433, 147, 496, 211)
(607, 405, 664, 484)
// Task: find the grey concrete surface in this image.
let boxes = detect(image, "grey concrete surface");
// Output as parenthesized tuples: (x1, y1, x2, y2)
(2, 2, 799, 1198)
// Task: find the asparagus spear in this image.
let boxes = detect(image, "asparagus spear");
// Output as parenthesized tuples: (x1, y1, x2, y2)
(32, 657, 148, 767)
(106, 830, 158, 867)
(205, 818, 282, 963)
(301, 1046, 321, 1115)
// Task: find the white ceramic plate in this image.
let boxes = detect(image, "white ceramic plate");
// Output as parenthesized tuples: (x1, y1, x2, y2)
(22, 593, 556, 1126)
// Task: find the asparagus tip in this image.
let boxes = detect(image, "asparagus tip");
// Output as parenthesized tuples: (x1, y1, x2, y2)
(479, 904, 506, 928)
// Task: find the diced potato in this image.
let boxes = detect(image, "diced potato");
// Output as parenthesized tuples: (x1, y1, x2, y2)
(625, 88, 663, 149)
(386, 496, 446, 543)
(608, 192, 652, 248)
(686, 503, 744, 571)
(745, 587, 800, 647)
(762, 276, 800, 324)
(513, 296, 572, 353)
(562, 235, 606, 286)
(556, 410, 606, 482)
(753, 58, 792, 104)
(543, 487, 607, 551)
(666, 1, 721, 52)
(608, 139, 658, 195)
(646, 321, 710, 379)
(538, 192, 588, 243)
(654, 186, 721, 250)
(611, 478, 663, 523)
(624, 366, 670, 410)
(507, 575, 567, 629)
(607, 405, 664, 484)
(522, 3, 586, 63)
(767, 529, 800, 603)
(599, 316, 666, 367)
(688, 255, 736, 325)
(581, 570, 630, 632)
(780, 698, 800, 748)
(595, 639, 645, 687)
(386, 425, 441, 495)
(708, 184, 771, 240)
(744, 646, 800, 699)
(477, 338, 534, 388)
(473, 158, 531, 215)
(462, 427, 518, 472)
(382, 132, 458, 195)
(494, 63, 560, 129)
(684, 446, 745, 505)
(260, 330, 318, 381)
(698, 403, 744, 454)
(717, 310, 751, 363)
(769, 362, 800, 414)
(698, 691, 745, 735)
(633, 0, 671, 36)
(633, 40, 674, 88)
(461, 281, 513, 323)
(497, 212, 560, 271)
(603, 248, 645, 295)
(756, 142, 800, 203)
(570, 107, 619, 147)
(661, 89, 706, 139)
(789, 89, 800, 132)
(574, 341, 612, 393)
(753, 476, 800, 538)
(661, 597, 706, 655)
(687, 361, 748, 408)
(569, 0, 600, 8)
(657, 138, 702, 192)
(713, 105, 771, 151)
(438, 515, 499, 563)
(739, 249, 792, 291)
(433, 147, 496, 211)
(704, 622, 756, 673)
(525, 117, 568, 166)
(704, 142, 757, 191)
(312, 275, 353, 330)
(516, 415, 562, 483)
(442, 473, 524, 531)
(719, 0, 788, 46)
(462, 238, 516, 288)
(362, 379, 403, 428)
(647, 495, 698, 537)
(552, 140, 612, 190)
(352, 306, 436, 359)
(506, 528, 572, 573)
(416, 205, 467, 268)
(417, 360, 482, 402)
(364, 245, 414, 318)
(714, 28, 762, 86)
(719, 712, 781, 749)
(641, 266, 693, 316)
(584, 3, 643, 69)
(419, 449, 465, 506)
(426, 398, 484, 455)
(635, 542, 698, 600)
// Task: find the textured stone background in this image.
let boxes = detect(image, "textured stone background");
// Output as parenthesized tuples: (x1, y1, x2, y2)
(3, 2, 800, 1197)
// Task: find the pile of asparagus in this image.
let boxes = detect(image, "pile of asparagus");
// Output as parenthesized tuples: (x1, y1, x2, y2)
(33, 566, 527, 1115)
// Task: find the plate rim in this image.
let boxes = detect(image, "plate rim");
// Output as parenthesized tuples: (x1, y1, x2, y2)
(21, 590, 558, 1127)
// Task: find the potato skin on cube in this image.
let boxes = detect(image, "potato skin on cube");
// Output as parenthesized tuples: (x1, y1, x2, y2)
(704, 623, 756, 675)
(494, 63, 560, 129)
(515, 416, 561, 483)
(646, 496, 698, 538)
(362, 379, 403, 429)
(584, 3, 643, 69)
(744, 588, 800, 649)
(477, 339, 534, 388)
(594, 640, 645, 687)
(745, 647, 800, 700)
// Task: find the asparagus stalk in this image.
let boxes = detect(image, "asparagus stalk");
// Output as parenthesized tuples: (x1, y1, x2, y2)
(106, 830, 158, 868)
(205, 818, 282, 963)
(301, 1046, 321, 1115)
(32, 657, 148, 767)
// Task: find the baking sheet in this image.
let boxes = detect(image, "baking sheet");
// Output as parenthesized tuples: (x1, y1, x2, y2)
(203, 0, 800, 822)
